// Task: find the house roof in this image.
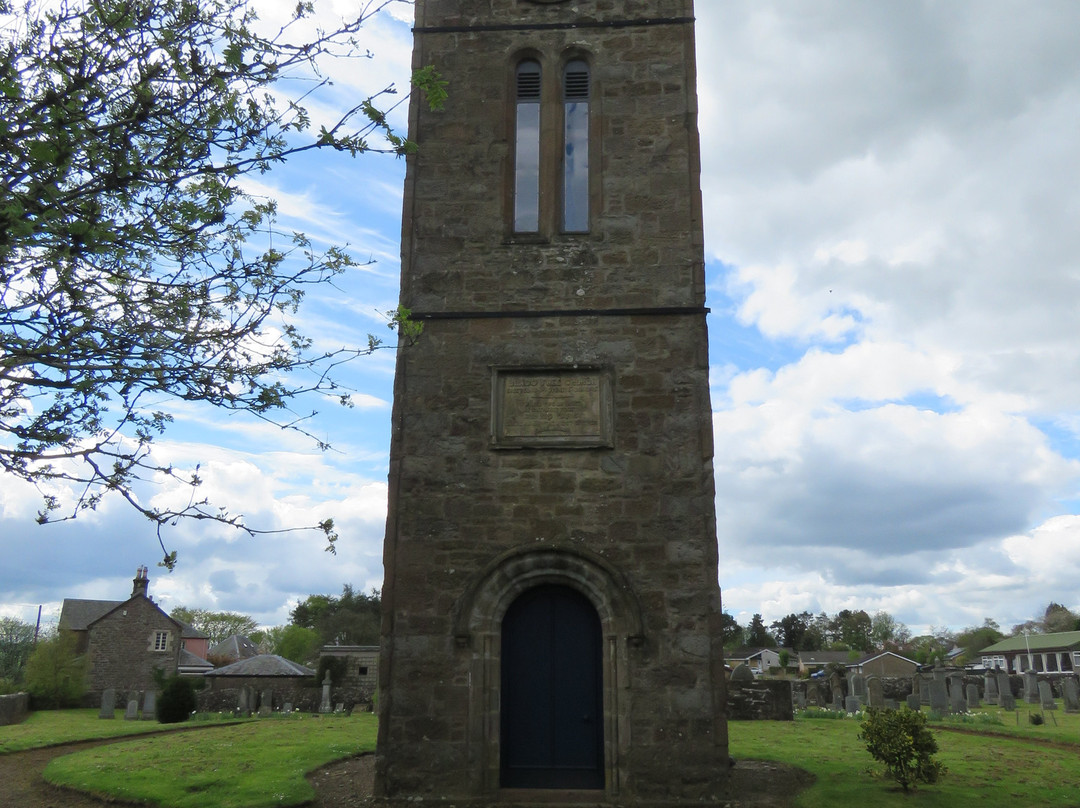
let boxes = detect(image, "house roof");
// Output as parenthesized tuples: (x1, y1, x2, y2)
(978, 631, 1080, 655)
(851, 650, 918, 666)
(204, 654, 315, 678)
(726, 647, 779, 660)
(59, 599, 120, 631)
(178, 649, 213, 671)
(798, 650, 853, 666)
(208, 634, 259, 660)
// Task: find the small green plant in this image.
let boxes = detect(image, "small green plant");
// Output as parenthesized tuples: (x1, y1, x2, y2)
(1029, 712, 1045, 725)
(156, 675, 197, 724)
(858, 707, 945, 792)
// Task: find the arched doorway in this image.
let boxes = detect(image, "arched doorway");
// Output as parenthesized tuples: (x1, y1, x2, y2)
(500, 584, 604, 789)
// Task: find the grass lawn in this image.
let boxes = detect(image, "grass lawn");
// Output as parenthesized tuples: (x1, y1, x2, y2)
(0, 708, 248, 753)
(732, 710, 1080, 807)
(43, 713, 377, 808)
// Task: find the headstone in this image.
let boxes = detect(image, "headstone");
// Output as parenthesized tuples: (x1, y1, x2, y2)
(283, 702, 294, 714)
(949, 677, 966, 714)
(98, 688, 116, 719)
(1024, 670, 1039, 704)
(850, 673, 867, 703)
(984, 673, 999, 705)
(1000, 690, 1016, 711)
(832, 694, 843, 712)
(929, 679, 949, 714)
(866, 676, 885, 709)
(319, 672, 333, 714)
(919, 679, 931, 706)
(141, 690, 157, 720)
(884, 699, 900, 710)
(1062, 678, 1080, 713)
(124, 698, 139, 720)
(335, 702, 345, 713)
(1038, 680, 1057, 710)
(829, 671, 845, 703)
(997, 671, 1012, 704)
(966, 683, 980, 710)
(258, 689, 273, 717)
(730, 663, 754, 682)
(237, 686, 250, 716)
(793, 691, 806, 710)
(844, 695, 861, 714)
(906, 693, 922, 711)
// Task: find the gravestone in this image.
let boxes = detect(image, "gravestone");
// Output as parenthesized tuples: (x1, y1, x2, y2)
(319, 672, 333, 714)
(984, 672, 999, 705)
(258, 689, 273, 717)
(1024, 671, 1040, 704)
(283, 702, 293, 714)
(919, 679, 931, 705)
(141, 690, 157, 720)
(929, 679, 949, 714)
(997, 671, 1012, 703)
(966, 683, 980, 710)
(237, 686, 249, 716)
(850, 673, 867, 704)
(832, 694, 844, 712)
(1062, 678, 1079, 713)
(1038, 681, 1057, 710)
(335, 702, 345, 714)
(906, 693, 921, 711)
(949, 677, 966, 713)
(124, 698, 139, 720)
(829, 671, 845, 704)
(866, 676, 884, 709)
(1000, 690, 1016, 711)
(98, 688, 116, 719)
(844, 696, 861, 714)
(375, 2, 729, 801)
(731, 663, 754, 683)
(793, 691, 806, 710)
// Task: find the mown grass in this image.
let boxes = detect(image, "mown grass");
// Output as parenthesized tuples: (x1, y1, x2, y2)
(732, 711, 1080, 807)
(0, 708, 247, 753)
(43, 713, 377, 808)
(930, 701, 1080, 744)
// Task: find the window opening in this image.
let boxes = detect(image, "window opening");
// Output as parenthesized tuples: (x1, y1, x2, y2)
(514, 61, 542, 232)
(562, 60, 590, 232)
(153, 631, 169, 652)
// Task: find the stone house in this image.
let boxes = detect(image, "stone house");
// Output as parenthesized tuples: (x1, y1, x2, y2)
(200, 654, 316, 712)
(978, 631, 1080, 674)
(847, 650, 919, 677)
(318, 644, 378, 703)
(58, 566, 210, 699)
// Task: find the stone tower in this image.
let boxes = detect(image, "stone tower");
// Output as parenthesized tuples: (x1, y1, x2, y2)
(376, 0, 728, 804)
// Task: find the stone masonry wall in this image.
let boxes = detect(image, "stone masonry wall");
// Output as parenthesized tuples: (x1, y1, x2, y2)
(727, 681, 794, 721)
(85, 596, 180, 696)
(0, 692, 29, 725)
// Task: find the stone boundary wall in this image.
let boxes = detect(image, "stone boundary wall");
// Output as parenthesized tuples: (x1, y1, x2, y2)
(727, 680, 794, 721)
(196, 681, 374, 714)
(0, 692, 30, 725)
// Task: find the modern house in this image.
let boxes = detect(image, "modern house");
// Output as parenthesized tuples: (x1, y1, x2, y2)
(797, 650, 853, 676)
(58, 566, 211, 697)
(726, 647, 792, 675)
(978, 631, 1080, 674)
(847, 650, 919, 677)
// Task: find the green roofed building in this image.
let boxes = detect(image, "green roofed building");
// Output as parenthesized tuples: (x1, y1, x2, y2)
(979, 631, 1080, 674)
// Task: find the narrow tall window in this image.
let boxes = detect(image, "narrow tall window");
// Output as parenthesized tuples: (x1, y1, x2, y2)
(514, 61, 542, 232)
(562, 60, 590, 232)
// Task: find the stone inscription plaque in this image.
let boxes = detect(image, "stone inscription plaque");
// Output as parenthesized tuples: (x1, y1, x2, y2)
(493, 369, 612, 448)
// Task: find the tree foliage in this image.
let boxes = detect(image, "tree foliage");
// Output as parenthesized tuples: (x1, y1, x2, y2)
(274, 623, 320, 664)
(156, 673, 197, 723)
(290, 584, 379, 646)
(0, 0, 436, 568)
(169, 606, 258, 646)
(859, 708, 945, 792)
(0, 616, 36, 683)
(24, 631, 86, 707)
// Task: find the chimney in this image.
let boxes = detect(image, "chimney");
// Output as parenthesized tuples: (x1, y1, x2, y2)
(132, 565, 149, 598)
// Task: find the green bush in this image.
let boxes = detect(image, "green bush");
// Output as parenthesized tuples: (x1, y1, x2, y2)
(157, 675, 197, 724)
(24, 632, 86, 708)
(858, 707, 945, 792)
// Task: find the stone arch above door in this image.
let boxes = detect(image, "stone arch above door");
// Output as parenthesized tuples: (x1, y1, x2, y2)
(452, 543, 644, 645)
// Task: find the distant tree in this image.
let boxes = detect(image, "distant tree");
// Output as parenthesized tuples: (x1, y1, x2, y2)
(955, 618, 1004, 665)
(275, 625, 321, 665)
(830, 609, 873, 653)
(746, 613, 775, 648)
(1041, 602, 1080, 633)
(719, 612, 743, 648)
(869, 611, 910, 650)
(0, 0, 439, 568)
(771, 612, 813, 650)
(24, 632, 86, 708)
(290, 585, 380, 647)
(0, 617, 35, 683)
(169, 607, 258, 646)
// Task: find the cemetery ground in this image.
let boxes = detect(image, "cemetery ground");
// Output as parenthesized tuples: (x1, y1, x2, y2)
(1, 706, 1079, 807)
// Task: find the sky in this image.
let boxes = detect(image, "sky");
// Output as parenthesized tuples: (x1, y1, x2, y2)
(3, 0, 1080, 640)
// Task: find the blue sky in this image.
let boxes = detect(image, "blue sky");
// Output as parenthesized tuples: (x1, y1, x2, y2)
(3, 1, 1080, 639)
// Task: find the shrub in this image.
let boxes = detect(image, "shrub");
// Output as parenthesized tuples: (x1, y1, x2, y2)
(157, 675, 197, 724)
(1029, 712, 1045, 725)
(858, 707, 945, 792)
(23, 632, 86, 708)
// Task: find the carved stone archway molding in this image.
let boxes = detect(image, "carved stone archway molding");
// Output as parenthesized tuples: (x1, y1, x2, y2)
(452, 542, 644, 797)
